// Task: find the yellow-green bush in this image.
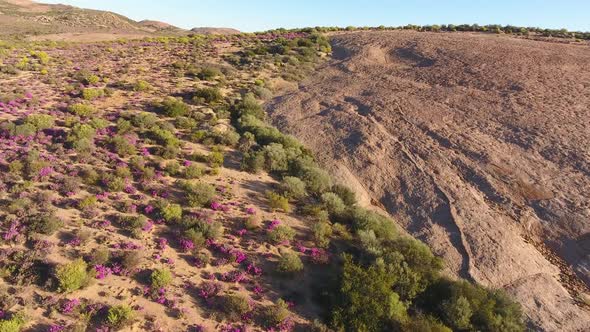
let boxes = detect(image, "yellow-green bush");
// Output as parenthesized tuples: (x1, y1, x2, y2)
(56, 258, 91, 293)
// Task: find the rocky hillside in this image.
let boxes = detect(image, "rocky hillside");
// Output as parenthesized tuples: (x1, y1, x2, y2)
(0, 0, 187, 39)
(269, 30, 590, 331)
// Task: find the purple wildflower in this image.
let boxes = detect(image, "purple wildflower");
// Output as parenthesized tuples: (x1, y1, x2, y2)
(2, 220, 20, 241)
(267, 219, 281, 231)
(179, 238, 195, 252)
(157, 237, 168, 250)
(144, 204, 154, 214)
(60, 298, 80, 314)
(95, 265, 112, 279)
(38, 166, 53, 178)
(47, 325, 65, 332)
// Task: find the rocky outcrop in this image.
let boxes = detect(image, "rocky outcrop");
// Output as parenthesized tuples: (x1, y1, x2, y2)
(269, 30, 590, 331)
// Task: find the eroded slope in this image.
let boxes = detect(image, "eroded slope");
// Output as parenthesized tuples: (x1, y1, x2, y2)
(269, 30, 590, 330)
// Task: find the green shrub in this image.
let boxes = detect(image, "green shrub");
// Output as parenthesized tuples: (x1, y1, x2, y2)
(420, 279, 525, 332)
(238, 132, 256, 152)
(331, 254, 407, 331)
(191, 130, 208, 142)
(175, 116, 197, 130)
(90, 247, 110, 266)
(193, 219, 224, 240)
(312, 221, 333, 248)
(82, 88, 105, 100)
(83, 74, 100, 85)
(205, 130, 240, 147)
(197, 66, 223, 81)
(132, 112, 159, 129)
(25, 114, 55, 131)
(193, 87, 223, 104)
(268, 224, 295, 244)
(253, 86, 272, 100)
(262, 143, 288, 171)
(441, 296, 472, 330)
(133, 80, 152, 92)
(277, 250, 303, 274)
(301, 167, 333, 195)
(115, 164, 132, 178)
(241, 151, 265, 173)
(300, 204, 329, 222)
(0, 312, 26, 332)
(347, 207, 397, 241)
(150, 268, 173, 289)
(183, 228, 206, 249)
(68, 103, 95, 117)
(68, 123, 96, 142)
(102, 174, 126, 192)
(321, 192, 346, 216)
(150, 128, 180, 147)
(158, 202, 182, 222)
(404, 316, 452, 332)
(88, 118, 110, 129)
(184, 164, 203, 179)
(262, 299, 290, 327)
(111, 135, 137, 157)
(207, 151, 224, 168)
(237, 93, 264, 119)
(165, 160, 181, 176)
(183, 182, 216, 208)
(220, 294, 250, 320)
(6, 123, 35, 137)
(56, 258, 91, 293)
(120, 215, 147, 233)
(333, 184, 357, 206)
(29, 211, 63, 235)
(79, 195, 98, 210)
(107, 305, 135, 327)
(116, 118, 133, 133)
(158, 145, 181, 159)
(8, 160, 23, 176)
(266, 191, 290, 212)
(279, 176, 307, 199)
(160, 97, 190, 117)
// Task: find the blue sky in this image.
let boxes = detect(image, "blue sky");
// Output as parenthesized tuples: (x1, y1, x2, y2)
(42, 0, 590, 32)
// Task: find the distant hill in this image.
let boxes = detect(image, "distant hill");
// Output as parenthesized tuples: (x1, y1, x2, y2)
(190, 27, 241, 35)
(0, 0, 186, 40)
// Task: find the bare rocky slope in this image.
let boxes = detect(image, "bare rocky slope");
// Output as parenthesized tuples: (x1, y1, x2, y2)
(268, 30, 590, 331)
(0, 0, 239, 40)
(0, 0, 173, 36)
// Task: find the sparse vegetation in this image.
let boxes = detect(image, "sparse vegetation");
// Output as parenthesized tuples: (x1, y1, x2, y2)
(0, 20, 529, 332)
(220, 294, 250, 320)
(150, 268, 173, 289)
(159, 96, 190, 117)
(107, 305, 135, 328)
(182, 181, 216, 207)
(277, 250, 304, 274)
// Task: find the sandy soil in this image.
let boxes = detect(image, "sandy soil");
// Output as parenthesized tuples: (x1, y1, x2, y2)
(268, 30, 590, 331)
